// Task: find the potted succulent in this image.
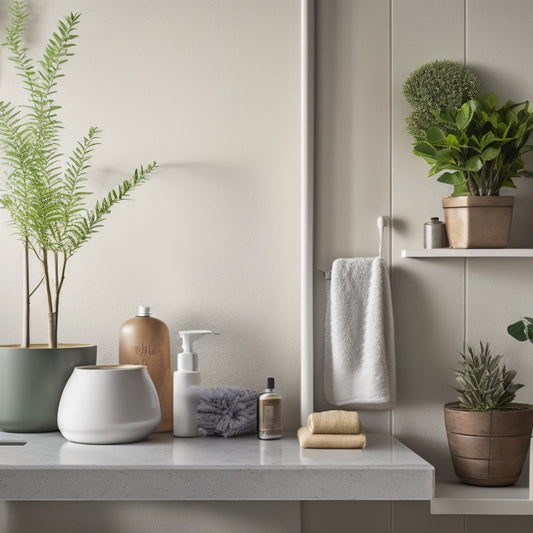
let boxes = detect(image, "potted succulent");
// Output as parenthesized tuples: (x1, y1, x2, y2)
(404, 60, 533, 248)
(444, 342, 533, 486)
(0, 1, 156, 431)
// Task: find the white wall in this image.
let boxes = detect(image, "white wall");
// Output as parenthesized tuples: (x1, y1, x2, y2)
(0, 0, 300, 531)
(0, 0, 300, 418)
(2, 1, 533, 532)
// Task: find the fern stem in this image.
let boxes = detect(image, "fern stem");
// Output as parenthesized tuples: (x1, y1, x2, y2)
(29, 277, 44, 298)
(21, 240, 29, 348)
(42, 248, 56, 348)
(53, 252, 68, 345)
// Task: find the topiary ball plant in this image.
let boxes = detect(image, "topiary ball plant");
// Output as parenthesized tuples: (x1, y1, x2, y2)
(403, 59, 481, 141)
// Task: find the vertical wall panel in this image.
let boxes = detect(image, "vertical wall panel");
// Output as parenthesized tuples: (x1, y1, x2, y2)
(307, 2, 393, 530)
(467, 515, 533, 533)
(465, 0, 533, 470)
(313, 0, 391, 433)
(302, 501, 390, 533)
(391, 0, 465, 476)
(466, 0, 533, 249)
(393, 502, 463, 533)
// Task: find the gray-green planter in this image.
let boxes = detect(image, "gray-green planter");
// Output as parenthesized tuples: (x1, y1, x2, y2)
(0, 344, 97, 432)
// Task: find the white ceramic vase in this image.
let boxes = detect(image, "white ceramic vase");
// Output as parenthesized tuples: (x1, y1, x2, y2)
(58, 365, 161, 445)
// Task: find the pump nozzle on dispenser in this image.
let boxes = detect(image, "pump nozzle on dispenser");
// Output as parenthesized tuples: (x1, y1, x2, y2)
(179, 330, 219, 354)
(177, 330, 220, 372)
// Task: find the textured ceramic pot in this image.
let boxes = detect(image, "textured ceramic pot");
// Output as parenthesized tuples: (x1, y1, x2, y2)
(58, 365, 161, 444)
(444, 402, 533, 486)
(442, 195, 514, 248)
(0, 344, 97, 433)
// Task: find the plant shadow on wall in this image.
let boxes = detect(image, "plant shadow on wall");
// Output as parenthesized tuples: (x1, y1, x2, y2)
(0, 0, 157, 432)
(403, 60, 533, 249)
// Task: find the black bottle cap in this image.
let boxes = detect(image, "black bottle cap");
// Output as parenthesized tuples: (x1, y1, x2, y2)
(267, 377, 275, 389)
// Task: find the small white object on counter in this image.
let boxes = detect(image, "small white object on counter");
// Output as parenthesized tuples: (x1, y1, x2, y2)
(173, 330, 219, 437)
(57, 364, 160, 444)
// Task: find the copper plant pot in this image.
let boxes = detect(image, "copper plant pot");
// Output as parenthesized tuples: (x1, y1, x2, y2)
(444, 402, 533, 486)
(442, 196, 514, 248)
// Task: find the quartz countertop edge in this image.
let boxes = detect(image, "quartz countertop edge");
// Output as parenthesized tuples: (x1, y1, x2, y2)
(0, 432, 434, 501)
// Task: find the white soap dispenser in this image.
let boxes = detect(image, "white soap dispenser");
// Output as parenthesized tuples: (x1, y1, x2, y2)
(173, 330, 220, 437)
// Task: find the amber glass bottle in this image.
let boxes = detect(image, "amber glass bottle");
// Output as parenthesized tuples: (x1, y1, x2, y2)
(257, 377, 282, 440)
(119, 306, 172, 432)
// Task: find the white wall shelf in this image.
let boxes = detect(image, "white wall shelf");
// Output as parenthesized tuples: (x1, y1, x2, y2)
(401, 248, 533, 258)
(431, 478, 533, 515)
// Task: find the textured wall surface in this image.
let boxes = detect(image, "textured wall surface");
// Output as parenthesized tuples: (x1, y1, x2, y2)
(0, 0, 300, 424)
(1, 0, 533, 531)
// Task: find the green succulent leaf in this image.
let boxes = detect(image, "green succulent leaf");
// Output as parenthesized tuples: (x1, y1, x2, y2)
(452, 342, 520, 410)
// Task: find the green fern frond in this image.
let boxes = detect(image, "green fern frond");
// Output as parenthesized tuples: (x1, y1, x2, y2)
(68, 162, 157, 254)
(56, 126, 101, 247)
(2, 0, 37, 94)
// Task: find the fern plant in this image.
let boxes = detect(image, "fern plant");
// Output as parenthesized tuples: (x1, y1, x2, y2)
(453, 342, 523, 411)
(0, 0, 157, 348)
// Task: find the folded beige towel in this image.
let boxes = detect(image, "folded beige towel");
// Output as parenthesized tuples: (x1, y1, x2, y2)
(297, 426, 366, 449)
(307, 410, 362, 435)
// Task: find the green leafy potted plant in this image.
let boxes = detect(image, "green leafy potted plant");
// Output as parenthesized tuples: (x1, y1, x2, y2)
(404, 60, 533, 248)
(0, 1, 157, 432)
(444, 342, 533, 486)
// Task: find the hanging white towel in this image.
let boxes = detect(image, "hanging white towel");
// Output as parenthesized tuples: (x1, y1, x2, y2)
(323, 257, 396, 409)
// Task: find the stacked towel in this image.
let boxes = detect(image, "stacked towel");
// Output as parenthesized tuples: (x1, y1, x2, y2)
(308, 409, 361, 434)
(323, 257, 396, 409)
(297, 410, 366, 449)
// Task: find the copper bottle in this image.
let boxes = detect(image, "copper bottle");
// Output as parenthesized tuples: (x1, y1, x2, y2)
(119, 306, 172, 432)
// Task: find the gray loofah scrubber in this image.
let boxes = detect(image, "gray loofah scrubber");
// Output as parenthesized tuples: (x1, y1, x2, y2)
(194, 387, 260, 437)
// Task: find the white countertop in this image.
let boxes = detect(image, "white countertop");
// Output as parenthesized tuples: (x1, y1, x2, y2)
(0, 432, 434, 501)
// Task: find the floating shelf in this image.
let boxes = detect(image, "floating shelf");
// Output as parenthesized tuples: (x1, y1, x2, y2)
(431, 478, 533, 515)
(401, 248, 533, 258)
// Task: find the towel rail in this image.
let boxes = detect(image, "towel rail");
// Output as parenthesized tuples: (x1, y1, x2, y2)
(322, 215, 390, 280)
(377, 215, 389, 259)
